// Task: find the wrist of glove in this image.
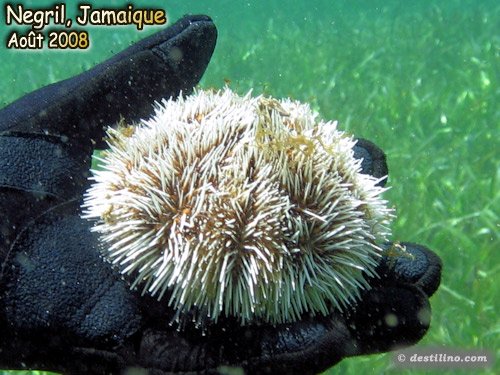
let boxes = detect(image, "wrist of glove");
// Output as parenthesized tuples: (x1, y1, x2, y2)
(0, 14, 441, 375)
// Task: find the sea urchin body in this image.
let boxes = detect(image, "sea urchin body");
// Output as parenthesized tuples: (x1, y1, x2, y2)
(82, 88, 393, 326)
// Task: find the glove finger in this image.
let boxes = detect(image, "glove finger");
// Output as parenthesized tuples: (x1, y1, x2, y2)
(376, 242, 442, 297)
(0, 15, 217, 154)
(352, 138, 388, 186)
(135, 317, 351, 375)
(347, 283, 431, 355)
(341, 242, 442, 356)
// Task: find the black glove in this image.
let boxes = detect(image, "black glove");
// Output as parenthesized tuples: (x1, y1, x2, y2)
(0, 14, 442, 375)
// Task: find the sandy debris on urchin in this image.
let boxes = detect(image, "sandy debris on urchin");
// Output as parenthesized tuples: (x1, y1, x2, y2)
(82, 88, 394, 326)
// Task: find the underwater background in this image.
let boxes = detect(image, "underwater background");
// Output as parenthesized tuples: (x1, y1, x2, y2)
(0, 0, 498, 374)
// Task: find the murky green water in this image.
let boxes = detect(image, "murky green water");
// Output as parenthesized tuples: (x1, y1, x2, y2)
(0, 0, 498, 374)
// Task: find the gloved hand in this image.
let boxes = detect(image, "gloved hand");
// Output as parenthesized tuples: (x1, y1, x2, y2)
(0, 14, 442, 375)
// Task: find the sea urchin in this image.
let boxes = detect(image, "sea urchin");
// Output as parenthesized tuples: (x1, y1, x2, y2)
(82, 88, 394, 326)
